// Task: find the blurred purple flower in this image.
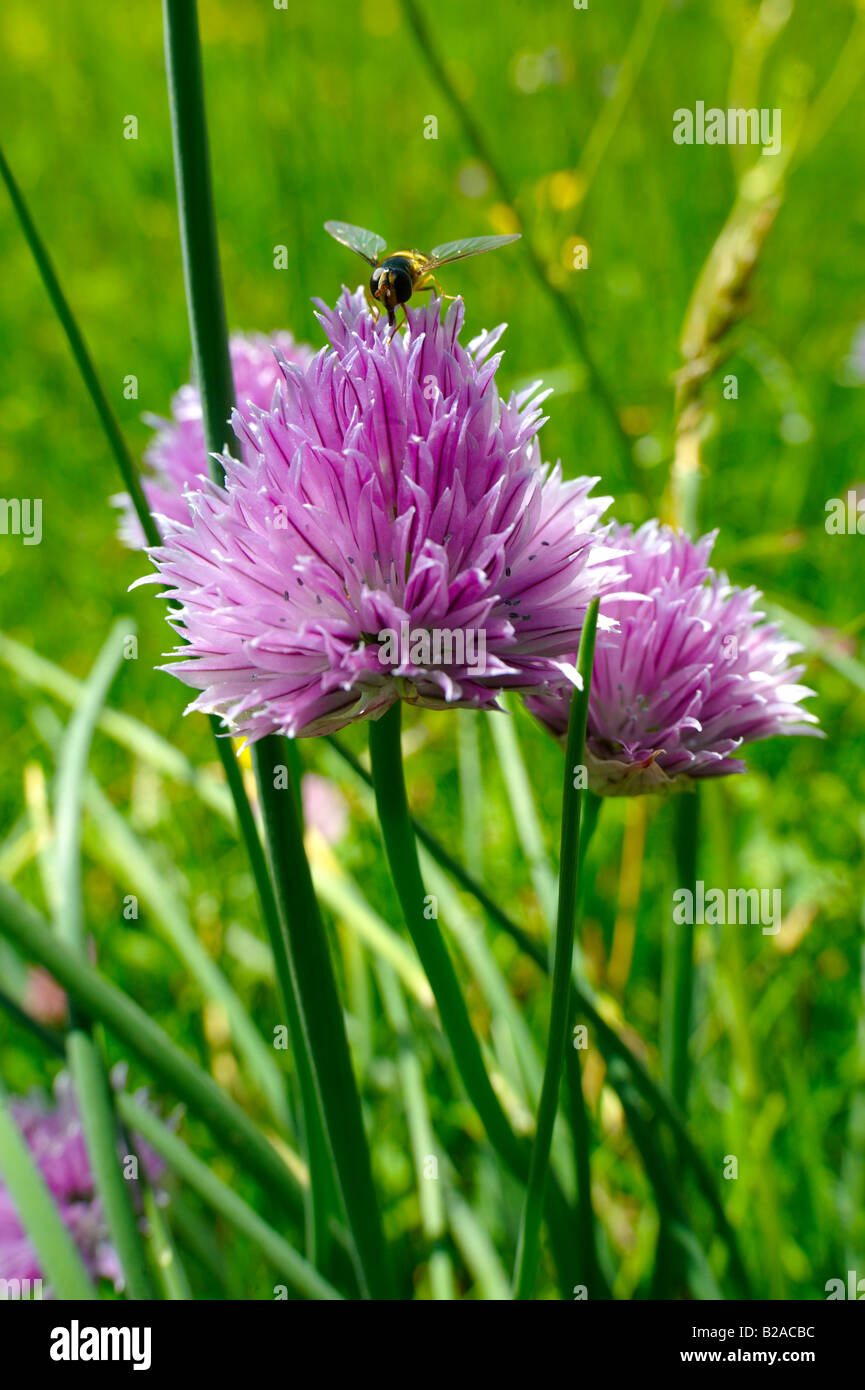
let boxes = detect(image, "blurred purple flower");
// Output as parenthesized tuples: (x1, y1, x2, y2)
(0, 1073, 164, 1293)
(138, 290, 622, 741)
(114, 331, 313, 548)
(302, 772, 349, 844)
(525, 521, 820, 795)
(24, 967, 68, 1028)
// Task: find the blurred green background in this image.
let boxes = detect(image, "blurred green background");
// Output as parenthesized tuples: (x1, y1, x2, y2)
(1, 0, 864, 1298)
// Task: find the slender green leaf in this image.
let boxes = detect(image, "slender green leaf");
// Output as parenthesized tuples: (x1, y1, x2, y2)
(0, 146, 160, 548)
(119, 1095, 342, 1301)
(53, 620, 155, 1300)
(142, 1186, 193, 1301)
(0, 880, 307, 1222)
(0, 629, 233, 819)
(83, 778, 291, 1133)
(0, 1080, 97, 1299)
(447, 1193, 510, 1301)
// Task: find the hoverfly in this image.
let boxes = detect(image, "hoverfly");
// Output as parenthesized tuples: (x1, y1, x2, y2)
(324, 220, 521, 328)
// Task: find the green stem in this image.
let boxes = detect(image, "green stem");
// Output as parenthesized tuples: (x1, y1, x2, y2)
(330, 732, 749, 1292)
(0, 144, 160, 549)
(369, 702, 527, 1177)
(251, 750, 392, 1297)
(213, 728, 335, 1268)
(368, 703, 581, 1294)
(256, 742, 340, 1273)
(209, 721, 280, 942)
(162, 0, 234, 478)
(564, 791, 609, 1299)
(514, 599, 599, 1299)
(327, 735, 544, 966)
(163, 0, 343, 1276)
(564, 1042, 607, 1298)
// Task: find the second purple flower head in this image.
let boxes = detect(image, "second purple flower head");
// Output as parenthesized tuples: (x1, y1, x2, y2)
(526, 520, 820, 794)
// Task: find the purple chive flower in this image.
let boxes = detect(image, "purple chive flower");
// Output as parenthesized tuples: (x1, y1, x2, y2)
(525, 521, 820, 795)
(138, 289, 622, 741)
(0, 1074, 164, 1292)
(114, 331, 313, 548)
